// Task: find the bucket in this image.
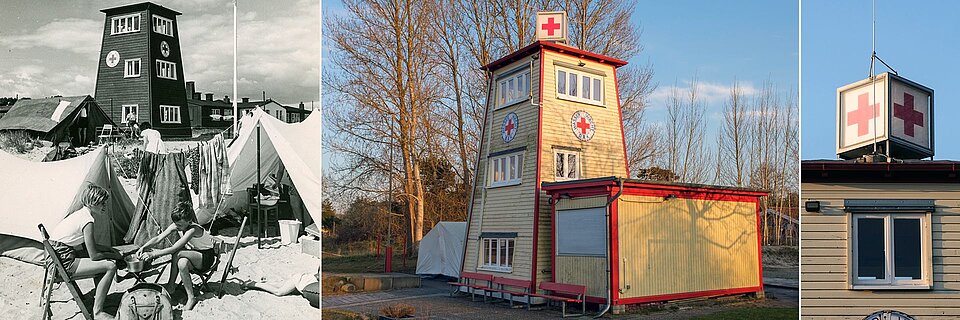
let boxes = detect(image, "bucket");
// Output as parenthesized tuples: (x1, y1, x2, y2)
(278, 220, 302, 245)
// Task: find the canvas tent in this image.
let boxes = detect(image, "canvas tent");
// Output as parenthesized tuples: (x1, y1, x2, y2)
(218, 108, 320, 227)
(416, 221, 466, 278)
(0, 95, 115, 146)
(0, 146, 135, 265)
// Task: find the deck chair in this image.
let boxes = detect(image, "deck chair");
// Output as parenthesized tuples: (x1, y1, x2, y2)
(96, 124, 115, 145)
(38, 224, 93, 320)
(152, 217, 247, 298)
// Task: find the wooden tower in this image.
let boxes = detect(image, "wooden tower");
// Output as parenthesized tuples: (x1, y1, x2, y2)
(461, 39, 630, 290)
(95, 2, 191, 137)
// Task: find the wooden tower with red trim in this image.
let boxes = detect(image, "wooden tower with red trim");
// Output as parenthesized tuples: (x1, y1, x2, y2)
(460, 37, 630, 295)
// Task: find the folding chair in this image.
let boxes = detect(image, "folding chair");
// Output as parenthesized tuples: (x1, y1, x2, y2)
(38, 224, 93, 320)
(96, 124, 115, 145)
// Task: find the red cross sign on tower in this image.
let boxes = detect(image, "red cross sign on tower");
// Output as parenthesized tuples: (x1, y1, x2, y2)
(501, 112, 519, 143)
(536, 12, 567, 42)
(570, 110, 595, 141)
(847, 93, 880, 137)
(894, 92, 924, 137)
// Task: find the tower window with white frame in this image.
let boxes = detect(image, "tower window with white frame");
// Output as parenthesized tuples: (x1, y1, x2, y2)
(156, 60, 177, 80)
(851, 213, 931, 289)
(124, 59, 141, 78)
(160, 105, 181, 123)
(489, 151, 523, 187)
(111, 14, 141, 35)
(554, 149, 580, 181)
(480, 237, 514, 272)
(122, 105, 138, 122)
(556, 66, 603, 106)
(497, 71, 531, 108)
(152, 15, 173, 36)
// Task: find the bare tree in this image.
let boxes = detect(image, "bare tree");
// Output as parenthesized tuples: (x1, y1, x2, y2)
(720, 80, 749, 186)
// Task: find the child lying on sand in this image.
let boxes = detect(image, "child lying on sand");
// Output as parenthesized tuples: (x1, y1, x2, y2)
(243, 269, 320, 307)
(137, 202, 217, 310)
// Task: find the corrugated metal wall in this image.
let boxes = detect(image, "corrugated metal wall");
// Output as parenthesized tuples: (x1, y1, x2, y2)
(616, 195, 760, 299)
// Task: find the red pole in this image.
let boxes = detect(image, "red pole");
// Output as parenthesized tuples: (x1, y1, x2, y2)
(385, 246, 393, 273)
(376, 237, 381, 257)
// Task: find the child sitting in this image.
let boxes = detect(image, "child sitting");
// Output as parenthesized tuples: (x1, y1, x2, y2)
(137, 202, 217, 310)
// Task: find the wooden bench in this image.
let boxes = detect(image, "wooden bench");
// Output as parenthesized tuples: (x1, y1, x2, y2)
(529, 281, 587, 317)
(447, 271, 493, 301)
(486, 277, 533, 309)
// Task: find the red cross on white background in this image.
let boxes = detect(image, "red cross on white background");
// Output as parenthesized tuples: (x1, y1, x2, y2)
(847, 93, 879, 137)
(894, 92, 924, 137)
(576, 117, 591, 134)
(542, 17, 561, 36)
(504, 119, 515, 136)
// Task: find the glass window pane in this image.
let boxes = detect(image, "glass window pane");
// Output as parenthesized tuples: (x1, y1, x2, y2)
(568, 154, 578, 178)
(499, 240, 507, 266)
(509, 156, 516, 180)
(558, 71, 566, 94)
(507, 240, 514, 266)
(556, 153, 565, 178)
(894, 218, 922, 280)
(857, 218, 886, 279)
(569, 73, 578, 96)
(594, 79, 601, 101)
(517, 155, 523, 177)
(508, 79, 515, 101)
(493, 159, 500, 182)
(583, 75, 591, 99)
(524, 73, 530, 97)
(500, 82, 506, 104)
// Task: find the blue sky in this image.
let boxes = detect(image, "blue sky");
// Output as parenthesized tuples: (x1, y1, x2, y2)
(802, 0, 960, 160)
(322, 1, 798, 174)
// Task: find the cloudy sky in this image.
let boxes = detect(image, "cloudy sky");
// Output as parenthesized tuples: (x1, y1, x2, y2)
(0, 0, 319, 108)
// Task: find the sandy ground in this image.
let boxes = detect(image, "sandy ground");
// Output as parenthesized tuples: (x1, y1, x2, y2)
(0, 229, 319, 319)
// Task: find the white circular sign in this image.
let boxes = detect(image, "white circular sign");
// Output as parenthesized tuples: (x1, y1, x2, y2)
(106, 51, 120, 68)
(160, 41, 170, 57)
(501, 112, 519, 143)
(570, 110, 595, 141)
(863, 311, 914, 320)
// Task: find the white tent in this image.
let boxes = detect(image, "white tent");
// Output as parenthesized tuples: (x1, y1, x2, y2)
(0, 147, 135, 265)
(221, 108, 320, 225)
(416, 221, 466, 278)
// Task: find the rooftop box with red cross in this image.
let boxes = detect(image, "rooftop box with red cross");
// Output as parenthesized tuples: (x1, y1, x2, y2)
(837, 72, 934, 160)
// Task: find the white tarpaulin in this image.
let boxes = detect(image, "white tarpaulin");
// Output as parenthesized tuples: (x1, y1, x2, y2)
(222, 108, 320, 225)
(0, 147, 135, 265)
(416, 221, 466, 278)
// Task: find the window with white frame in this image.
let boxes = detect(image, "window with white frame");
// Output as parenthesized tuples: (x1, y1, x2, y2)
(122, 105, 138, 122)
(852, 213, 931, 289)
(124, 59, 141, 78)
(111, 14, 141, 35)
(152, 15, 173, 36)
(489, 151, 523, 187)
(160, 105, 181, 123)
(554, 149, 580, 181)
(556, 66, 603, 106)
(497, 71, 530, 108)
(480, 237, 514, 272)
(156, 60, 177, 80)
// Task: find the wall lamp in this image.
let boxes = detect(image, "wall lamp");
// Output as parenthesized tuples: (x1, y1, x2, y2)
(805, 201, 821, 213)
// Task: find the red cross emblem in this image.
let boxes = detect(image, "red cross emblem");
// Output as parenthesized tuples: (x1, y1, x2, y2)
(570, 111, 595, 141)
(893, 92, 924, 137)
(542, 17, 561, 36)
(501, 112, 519, 143)
(847, 93, 880, 137)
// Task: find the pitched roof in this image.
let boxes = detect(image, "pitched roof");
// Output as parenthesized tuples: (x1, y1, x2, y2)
(0, 96, 92, 132)
(483, 40, 629, 71)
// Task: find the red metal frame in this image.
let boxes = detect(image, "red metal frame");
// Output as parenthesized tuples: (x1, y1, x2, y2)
(615, 286, 763, 305)
(483, 41, 628, 71)
(755, 200, 764, 292)
(610, 186, 621, 304)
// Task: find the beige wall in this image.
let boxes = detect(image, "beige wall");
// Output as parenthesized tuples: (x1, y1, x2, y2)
(616, 195, 760, 299)
(802, 182, 960, 319)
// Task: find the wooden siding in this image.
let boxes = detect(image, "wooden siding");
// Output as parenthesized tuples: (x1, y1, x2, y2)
(463, 56, 541, 280)
(147, 9, 190, 136)
(617, 195, 760, 299)
(95, 11, 150, 126)
(802, 182, 960, 319)
(554, 196, 609, 297)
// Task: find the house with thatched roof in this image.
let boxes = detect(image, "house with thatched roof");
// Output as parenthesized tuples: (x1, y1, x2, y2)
(0, 95, 115, 146)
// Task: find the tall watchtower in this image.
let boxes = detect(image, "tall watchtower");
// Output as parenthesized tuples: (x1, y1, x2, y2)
(461, 33, 630, 289)
(94, 2, 191, 137)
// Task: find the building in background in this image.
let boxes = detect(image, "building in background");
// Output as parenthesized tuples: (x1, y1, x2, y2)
(94, 2, 191, 137)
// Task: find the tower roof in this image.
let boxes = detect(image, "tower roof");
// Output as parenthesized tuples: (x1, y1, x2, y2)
(101, 2, 181, 16)
(482, 40, 628, 71)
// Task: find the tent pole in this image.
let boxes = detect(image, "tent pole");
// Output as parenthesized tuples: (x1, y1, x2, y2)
(257, 122, 262, 249)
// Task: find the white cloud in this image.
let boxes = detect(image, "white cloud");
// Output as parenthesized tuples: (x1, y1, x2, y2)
(0, 18, 102, 56)
(649, 80, 758, 107)
(0, 65, 96, 98)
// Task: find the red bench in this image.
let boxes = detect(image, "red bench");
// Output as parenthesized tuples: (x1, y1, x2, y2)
(529, 281, 587, 317)
(486, 277, 533, 309)
(447, 271, 493, 301)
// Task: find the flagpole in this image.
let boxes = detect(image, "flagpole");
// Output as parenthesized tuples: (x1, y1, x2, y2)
(232, 0, 238, 138)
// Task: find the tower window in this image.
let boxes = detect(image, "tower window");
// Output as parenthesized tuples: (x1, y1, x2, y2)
(124, 59, 141, 78)
(851, 213, 931, 289)
(554, 149, 580, 181)
(160, 105, 181, 124)
(156, 60, 177, 80)
(480, 237, 514, 272)
(152, 15, 174, 37)
(489, 151, 523, 187)
(122, 105, 138, 122)
(496, 71, 530, 109)
(111, 13, 141, 35)
(556, 66, 604, 106)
